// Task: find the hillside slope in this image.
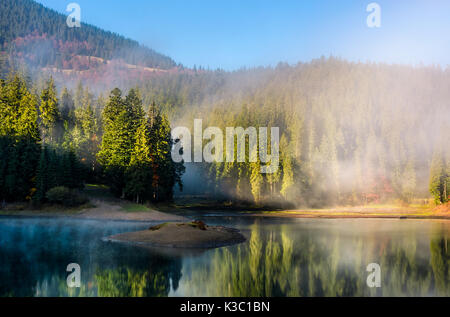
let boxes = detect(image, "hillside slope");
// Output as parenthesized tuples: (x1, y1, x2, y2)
(0, 0, 177, 77)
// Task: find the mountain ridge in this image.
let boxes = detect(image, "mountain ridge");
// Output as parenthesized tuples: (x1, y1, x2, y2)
(0, 0, 178, 77)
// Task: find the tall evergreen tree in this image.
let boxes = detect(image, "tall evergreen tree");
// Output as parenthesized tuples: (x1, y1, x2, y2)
(0, 74, 41, 202)
(125, 104, 184, 203)
(39, 77, 59, 144)
(429, 149, 448, 205)
(401, 159, 416, 204)
(97, 88, 144, 197)
(34, 146, 50, 203)
(126, 118, 153, 203)
(60, 87, 75, 128)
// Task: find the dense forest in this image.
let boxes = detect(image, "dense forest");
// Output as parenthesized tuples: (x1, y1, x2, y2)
(1, 58, 448, 208)
(0, 1, 448, 209)
(0, 0, 176, 74)
(130, 59, 449, 207)
(0, 73, 184, 205)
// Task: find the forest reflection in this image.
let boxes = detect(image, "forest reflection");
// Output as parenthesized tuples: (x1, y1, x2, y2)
(174, 221, 450, 297)
(0, 218, 448, 297)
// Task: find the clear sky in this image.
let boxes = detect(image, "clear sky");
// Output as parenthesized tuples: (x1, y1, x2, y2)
(36, 0, 450, 70)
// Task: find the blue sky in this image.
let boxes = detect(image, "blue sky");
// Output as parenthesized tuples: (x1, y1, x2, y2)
(36, 0, 450, 70)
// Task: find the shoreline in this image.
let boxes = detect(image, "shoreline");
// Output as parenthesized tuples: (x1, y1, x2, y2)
(0, 199, 188, 223)
(249, 213, 450, 220)
(249, 204, 450, 220)
(1, 200, 448, 222)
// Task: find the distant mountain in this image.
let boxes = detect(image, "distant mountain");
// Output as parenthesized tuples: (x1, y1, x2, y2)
(0, 0, 177, 79)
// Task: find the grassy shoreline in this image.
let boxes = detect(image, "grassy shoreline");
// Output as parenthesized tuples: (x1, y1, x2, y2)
(249, 203, 450, 219)
(1, 184, 448, 221)
(1, 203, 449, 220)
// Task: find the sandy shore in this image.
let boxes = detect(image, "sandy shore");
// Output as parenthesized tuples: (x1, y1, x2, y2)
(2, 198, 448, 222)
(0, 199, 187, 222)
(74, 200, 187, 222)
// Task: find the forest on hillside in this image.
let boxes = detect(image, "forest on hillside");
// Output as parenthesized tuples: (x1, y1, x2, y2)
(1, 57, 448, 208)
(137, 58, 450, 207)
(0, 0, 176, 76)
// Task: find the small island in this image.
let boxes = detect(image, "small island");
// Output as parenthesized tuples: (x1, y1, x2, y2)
(104, 221, 246, 249)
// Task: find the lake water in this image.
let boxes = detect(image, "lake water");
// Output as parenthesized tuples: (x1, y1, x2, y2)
(0, 216, 449, 297)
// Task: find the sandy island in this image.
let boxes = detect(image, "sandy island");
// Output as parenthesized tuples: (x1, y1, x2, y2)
(104, 221, 246, 249)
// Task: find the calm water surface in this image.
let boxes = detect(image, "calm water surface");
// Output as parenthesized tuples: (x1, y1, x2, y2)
(0, 216, 449, 297)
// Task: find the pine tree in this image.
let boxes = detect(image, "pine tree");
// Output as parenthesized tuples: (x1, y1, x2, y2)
(250, 158, 263, 204)
(75, 89, 99, 174)
(125, 105, 184, 203)
(74, 81, 84, 109)
(126, 119, 152, 203)
(0, 74, 24, 136)
(156, 113, 184, 201)
(280, 135, 294, 201)
(401, 159, 416, 204)
(39, 77, 60, 144)
(60, 87, 75, 128)
(125, 88, 145, 127)
(0, 74, 41, 202)
(97, 88, 144, 197)
(429, 150, 447, 205)
(17, 88, 40, 141)
(5, 143, 19, 200)
(35, 146, 50, 203)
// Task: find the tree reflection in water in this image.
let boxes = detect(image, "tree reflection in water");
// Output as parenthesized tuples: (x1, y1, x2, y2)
(174, 220, 450, 297)
(0, 218, 448, 297)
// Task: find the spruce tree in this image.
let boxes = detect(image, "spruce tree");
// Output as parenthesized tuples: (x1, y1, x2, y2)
(97, 88, 144, 197)
(149, 109, 184, 202)
(39, 77, 60, 144)
(60, 87, 75, 128)
(429, 150, 447, 205)
(35, 146, 50, 203)
(0, 74, 41, 202)
(126, 119, 152, 203)
(280, 135, 294, 201)
(125, 105, 184, 203)
(401, 159, 416, 204)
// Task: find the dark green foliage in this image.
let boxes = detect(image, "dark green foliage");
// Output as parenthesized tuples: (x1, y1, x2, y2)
(34, 146, 84, 203)
(0, 72, 85, 204)
(0, 74, 41, 202)
(125, 104, 185, 203)
(97, 88, 184, 202)
(60, 87, 75, 129)
(39, 77, 60, 144)
(34, 146, 51, 203)
(97, 88, 144, 197)
(45, 186, 88, 207)
(4, 55, 450, 208)
(61, 83, 101, 182)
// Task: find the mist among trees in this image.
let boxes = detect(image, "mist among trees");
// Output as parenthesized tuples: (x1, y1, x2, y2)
(132, 58, 449, 207)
